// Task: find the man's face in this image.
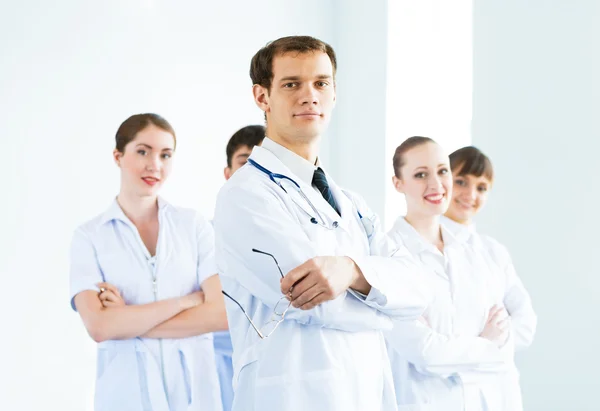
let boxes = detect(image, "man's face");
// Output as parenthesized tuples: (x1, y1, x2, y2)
(253, 51, 336, 145)
(224, 144, 253, 180)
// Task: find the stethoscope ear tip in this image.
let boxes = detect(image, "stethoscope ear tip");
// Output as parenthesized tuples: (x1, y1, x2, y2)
(311, 217, 339, 228)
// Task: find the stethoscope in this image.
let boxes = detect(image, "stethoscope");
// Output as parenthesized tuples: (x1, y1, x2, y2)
(248, 158, 374, 239)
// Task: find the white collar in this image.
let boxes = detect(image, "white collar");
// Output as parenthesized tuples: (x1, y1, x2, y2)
(261, 137, 319, 186)
(440, 215, 476, 243)
(98, 196, 168, 227)
(389, 216, 463, 255)
(247, 145, 353, 231)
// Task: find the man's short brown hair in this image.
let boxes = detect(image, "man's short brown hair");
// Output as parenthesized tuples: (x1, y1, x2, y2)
(250, 35, 337, 91)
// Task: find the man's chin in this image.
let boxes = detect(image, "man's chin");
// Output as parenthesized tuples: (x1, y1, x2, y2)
(292, 124, 325, 140)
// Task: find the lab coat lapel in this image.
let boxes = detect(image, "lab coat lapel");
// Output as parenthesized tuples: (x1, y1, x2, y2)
(248, 147, 337, 226)
(325, 173, 355, 233)
(391, 217, 449, 281)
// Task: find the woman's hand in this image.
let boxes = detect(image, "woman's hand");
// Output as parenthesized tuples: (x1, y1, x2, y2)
(97, 282, 126, 308)
(480, 304, 511, 347)
(417, 315, 431, 327)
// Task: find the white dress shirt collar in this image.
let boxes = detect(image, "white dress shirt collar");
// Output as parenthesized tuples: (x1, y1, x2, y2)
(261, 137, 321, 186)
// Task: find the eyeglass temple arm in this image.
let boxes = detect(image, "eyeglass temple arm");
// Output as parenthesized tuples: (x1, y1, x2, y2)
(221, 290, 265, 339)
(251, 248, 284, 278)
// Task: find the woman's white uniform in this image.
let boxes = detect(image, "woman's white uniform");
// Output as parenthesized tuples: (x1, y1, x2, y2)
(440, 216, 537, 352)
(69, 198, 223, 411)
(213, 138, 432, 411)
(385, 217, 536, 411)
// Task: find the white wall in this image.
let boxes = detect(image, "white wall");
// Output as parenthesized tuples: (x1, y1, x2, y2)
(327, 0, 389, 222)
(0, 1, 334, 409)
(472, 1, 600, 409)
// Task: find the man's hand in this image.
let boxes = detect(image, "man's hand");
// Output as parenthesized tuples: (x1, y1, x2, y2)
(280, 256, 370, 310)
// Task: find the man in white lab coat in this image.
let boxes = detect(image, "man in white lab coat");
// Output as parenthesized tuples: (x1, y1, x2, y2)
(213, 35, 431, 411)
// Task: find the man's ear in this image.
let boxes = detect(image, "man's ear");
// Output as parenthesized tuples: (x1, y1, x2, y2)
(253, 84, 270, 116)
(332, 82, 337, 107)
(224, 166, 232, 181)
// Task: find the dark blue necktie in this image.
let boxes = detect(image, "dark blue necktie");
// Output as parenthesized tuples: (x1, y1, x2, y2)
(312, 167, 341, 216)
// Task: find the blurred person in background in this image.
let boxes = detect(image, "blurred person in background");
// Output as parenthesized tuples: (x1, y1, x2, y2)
(215, 124, 265, 411)
(443, 145, 537, 355)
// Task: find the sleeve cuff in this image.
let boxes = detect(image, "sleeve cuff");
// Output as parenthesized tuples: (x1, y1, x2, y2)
(347, 255, 388, 307)
(198, 261, 218, 285)
(70, 285, 101, 311)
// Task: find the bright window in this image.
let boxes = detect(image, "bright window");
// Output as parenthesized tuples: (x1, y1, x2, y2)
(385, 0, 473, 228)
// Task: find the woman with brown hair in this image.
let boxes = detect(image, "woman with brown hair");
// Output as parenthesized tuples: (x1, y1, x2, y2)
(69, 113, 227, 411)
(385, 138, 534, 411)
(443, 146, 537, 356)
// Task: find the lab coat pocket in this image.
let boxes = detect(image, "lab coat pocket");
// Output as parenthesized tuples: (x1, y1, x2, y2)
(479, 372, 523, 411)
(179, 350, 192, 405)
(178, 339, 222, 411)
(300, 219, 337, 254)
(96, 347, 117, 380)
(94, 344, 148, 411)
(254, 369, 349, 411)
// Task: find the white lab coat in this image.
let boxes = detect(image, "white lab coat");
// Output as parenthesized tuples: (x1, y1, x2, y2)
(385, 217, 535, 411)
(213, 146, 431, 411)
(440, 216, 537, 352)
(69, 198, 222, 411)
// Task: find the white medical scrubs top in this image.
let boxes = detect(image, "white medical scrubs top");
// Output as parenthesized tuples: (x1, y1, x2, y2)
(69, 197, 222, 411)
